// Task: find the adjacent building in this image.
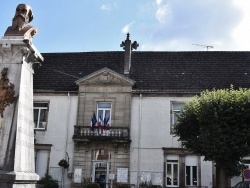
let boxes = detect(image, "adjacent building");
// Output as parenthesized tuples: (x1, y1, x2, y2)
(33, 34, 250, 188)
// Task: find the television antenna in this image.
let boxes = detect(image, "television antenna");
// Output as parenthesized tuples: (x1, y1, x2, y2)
(192, 44, 214, 51)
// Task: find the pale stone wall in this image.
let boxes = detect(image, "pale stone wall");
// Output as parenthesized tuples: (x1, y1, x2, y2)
(130, 95, 213, 187)
(34, 93, 78, 188)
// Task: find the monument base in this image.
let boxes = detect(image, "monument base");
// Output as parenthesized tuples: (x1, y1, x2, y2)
(0, 171, 39, 188)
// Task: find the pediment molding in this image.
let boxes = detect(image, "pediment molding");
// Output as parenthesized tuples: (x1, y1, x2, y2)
(76, 68, 135, 86)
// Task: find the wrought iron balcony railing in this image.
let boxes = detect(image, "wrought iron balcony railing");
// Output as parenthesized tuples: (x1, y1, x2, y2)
(73, 126, 130, 143)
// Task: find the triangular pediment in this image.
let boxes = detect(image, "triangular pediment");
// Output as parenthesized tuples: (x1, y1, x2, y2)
(75, 67, 135, 86)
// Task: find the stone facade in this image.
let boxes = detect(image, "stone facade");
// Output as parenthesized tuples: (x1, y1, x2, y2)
(73, 143, 130, 180)
(72, 68, 135, 187)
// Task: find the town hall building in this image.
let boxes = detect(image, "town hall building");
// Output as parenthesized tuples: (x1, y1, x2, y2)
(33, 34, 250, 188)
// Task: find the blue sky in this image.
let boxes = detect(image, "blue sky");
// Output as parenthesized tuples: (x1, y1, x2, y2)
(1, 0, 250, 52)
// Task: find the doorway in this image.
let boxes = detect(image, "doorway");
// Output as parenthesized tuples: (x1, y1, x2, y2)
(92, 149, 110, 187)
(92, 161, 109, 188)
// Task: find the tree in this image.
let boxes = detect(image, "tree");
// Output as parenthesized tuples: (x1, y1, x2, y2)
(174, 87, 250, 188)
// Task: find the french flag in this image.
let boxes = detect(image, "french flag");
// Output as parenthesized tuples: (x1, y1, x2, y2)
(104, 116, 110, 130)
(98, 116, 103, 134)
(103, 116, 107, 130)
(90, 113, 97, 131)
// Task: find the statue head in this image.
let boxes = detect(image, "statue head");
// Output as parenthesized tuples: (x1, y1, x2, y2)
(4, 4, 37, 38)
(12, 4, 34, 31)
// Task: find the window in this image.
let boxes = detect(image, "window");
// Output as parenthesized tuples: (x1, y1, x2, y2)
(171, 102, 184, 133)
(185, 156, 198, 186)
(166, 160, 179, 187)
(35, 144, 51, 179)
(242, 159, 250, 169)
(97, 102, 111, 123)
(34, 102, 49, 130)
(93, 149, 111, 160)
(35, 149, 50, 178)
(186, 166, 197, 186)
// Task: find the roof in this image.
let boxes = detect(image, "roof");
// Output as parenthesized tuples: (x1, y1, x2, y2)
(33, 51, 250, 93)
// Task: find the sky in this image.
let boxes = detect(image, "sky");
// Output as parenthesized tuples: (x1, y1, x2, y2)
(1, 0, 250, 53)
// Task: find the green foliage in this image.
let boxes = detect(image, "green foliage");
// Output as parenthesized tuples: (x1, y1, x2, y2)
(82, 177, 91, 188)
(37, 173, 59, 188)
(58, 159, 69, 169)
(113, 183, 135, 188)
(83, 183, 100, 188)
(139, 181, 162, 188)
(82, 178, 99, 188)
(113, 183, 132, 188)
(174, 87, 250, 177)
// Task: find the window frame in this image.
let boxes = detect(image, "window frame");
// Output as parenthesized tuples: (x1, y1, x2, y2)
(92, 149, 111, 161)
(34, 102, 49, 131)
(35, 144, 52, 178)
(166, 159, 179, 187)
(170, 102, 184, 133)
(96, 102, 111, 125)
(185, 165, 198, 186)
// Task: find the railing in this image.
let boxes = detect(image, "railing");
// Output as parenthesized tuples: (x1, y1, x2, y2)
(73, 126, 130, 142)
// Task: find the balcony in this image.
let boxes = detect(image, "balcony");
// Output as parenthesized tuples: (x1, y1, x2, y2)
(73, 126, 131, 144)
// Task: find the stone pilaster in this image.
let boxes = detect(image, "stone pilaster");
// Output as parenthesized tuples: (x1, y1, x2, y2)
(0, 38, 43, 188)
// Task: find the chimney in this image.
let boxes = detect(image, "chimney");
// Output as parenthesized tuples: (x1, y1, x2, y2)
(120, 33, 139, 75)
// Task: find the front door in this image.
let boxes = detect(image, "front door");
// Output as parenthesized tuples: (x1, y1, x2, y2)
(92, 161, 109, 188)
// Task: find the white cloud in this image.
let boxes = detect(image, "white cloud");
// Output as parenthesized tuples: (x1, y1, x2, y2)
(136, 0, 247, 51)
(231, 0, 250, 50)
(141, 38, 195, 51)
(122, 21, 135, 34)
(155, 0, 163, 6)
(155, 4, 172, 24)
(100, 4, 112, 12)
(100, 3, 118, 12)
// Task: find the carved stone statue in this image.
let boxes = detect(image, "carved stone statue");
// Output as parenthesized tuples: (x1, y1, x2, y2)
(0, 68, 16, 118)
(4, 4, 37, 39)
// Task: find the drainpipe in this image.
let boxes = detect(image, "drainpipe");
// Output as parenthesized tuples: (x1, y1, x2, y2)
(137, 94, 142, 187)
(65, 92, 71, 159)
(62, 92, 71, 187)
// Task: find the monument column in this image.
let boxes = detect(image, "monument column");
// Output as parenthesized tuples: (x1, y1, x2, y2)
(0, 4, 43, 188)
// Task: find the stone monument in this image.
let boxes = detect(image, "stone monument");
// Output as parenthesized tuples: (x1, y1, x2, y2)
(0, 4, 43, 187)
(4, 4, 37, 39)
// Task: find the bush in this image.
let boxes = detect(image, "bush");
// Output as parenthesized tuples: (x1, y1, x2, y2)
(139, 181, 161, 188)
(113, 183, 134, 188)
(83, 183, 100, 188)
(58, 159, 69, 169)
(37, 173, 59, 188)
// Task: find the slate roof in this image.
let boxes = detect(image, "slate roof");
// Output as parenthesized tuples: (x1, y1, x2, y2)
(34, 51, 250, 93)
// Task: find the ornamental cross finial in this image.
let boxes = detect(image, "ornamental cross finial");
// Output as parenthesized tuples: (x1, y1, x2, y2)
(120, 33, 139, 50)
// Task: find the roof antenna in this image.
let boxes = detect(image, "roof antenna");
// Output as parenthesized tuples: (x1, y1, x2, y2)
(192, 44, 214, 51)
